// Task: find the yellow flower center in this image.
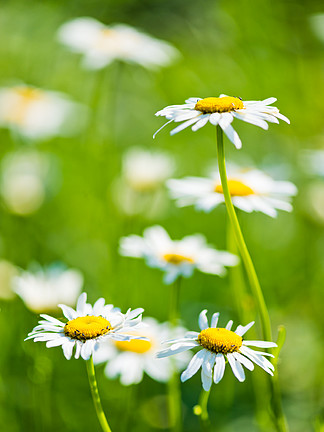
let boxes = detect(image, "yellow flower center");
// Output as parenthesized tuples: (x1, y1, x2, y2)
(195, 97, 244, 114)
(7, 87, 45, 125)
(114, 333, 153, 354)
(163, 253, 194, 265)
(215, 179, 255, 196)
(198, 328, 243, 354)
(64, 316, 111, 341)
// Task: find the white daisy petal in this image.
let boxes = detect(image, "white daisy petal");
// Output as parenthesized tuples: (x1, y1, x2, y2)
(243, 340, 277, 348)
(170, 117, 201, 135)
(181, 349, 205, 382)
(234, 321, 255, 336)
(198, 309, 209, 330)
(213, 354, 226, 384)
(62, 341, 75, 360)
(227, 353, 245, 382)
(233, 352, 254, 371)
(211, 313, 219, 328)
(225, 320, 233, 330)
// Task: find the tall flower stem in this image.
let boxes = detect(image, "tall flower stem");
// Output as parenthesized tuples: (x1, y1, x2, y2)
(215, 125, 271, 343)
(216, 126, 288, 432)
(194, 389, 211, 431)
(86, 356, 112, 432)
(167, 277, 183, 432)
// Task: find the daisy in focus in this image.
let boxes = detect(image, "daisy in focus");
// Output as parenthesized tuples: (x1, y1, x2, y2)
(154, 95, 290, 148)
(157, 310, 277, 391)
(167, 166, 297, 217)
(0, 84, 84, 140)
(119, 225, 238, 284)
(93, 317, 191, 386)
(57, 17, 179, 70)
(13, 263, 83, 313)
(25, 292, 146, 360)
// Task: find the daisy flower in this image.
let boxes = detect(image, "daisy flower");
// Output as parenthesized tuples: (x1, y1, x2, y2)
(119, 225, 238, 284)
(157, 310, 277, 391)
(57, 17, 179, 70)
(93, 317, 191, 385)
(154, 95, 290, 148)
(0, 84, 84, 140)
(167, 166, 297, 217)
(13, 264, 83, 313)
(25, 292, 146, 360)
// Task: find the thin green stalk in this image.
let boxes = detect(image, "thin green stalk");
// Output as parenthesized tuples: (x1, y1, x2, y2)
(216, 126, 288, 432)
(167, 277, 183, 432)
(194, 389, 211, 431)
(215, 125, 271, 343)
(86, 356, 112, 432)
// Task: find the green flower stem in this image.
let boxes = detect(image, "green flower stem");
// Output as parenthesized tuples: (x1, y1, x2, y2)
(168, 277, 183, 432)
(216, 125, 271, 343)
(86, 356, 112, 432)
(195, 389, 211, 431)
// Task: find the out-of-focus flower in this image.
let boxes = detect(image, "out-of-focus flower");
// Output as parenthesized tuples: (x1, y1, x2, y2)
(154, 96, 289, 148)
(157, 310, 277, 391)
(94, 317, 191, 385)
(57, 18, 179, 70)
(25, 292, 146, 360)
(0, 151, 57, 215)
(309, 13, 324, 43)
(0, 260, 18, 300)
(113, 148, 175, 218)
(0, 84, 86, 140)
(13, 264, 83, 313)
(119, 225, 238, 284)
(300, 149, 324, 177)
(167, 166, 297, 217)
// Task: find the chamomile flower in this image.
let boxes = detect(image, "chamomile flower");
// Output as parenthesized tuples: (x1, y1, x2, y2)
(13, 264, 83, 313)
(167, 166, 297, 217)
(0, 84, 84, 140)
(154, 95, 290, 148)
(25, 293, 145, 360)
(119, 225, 238, 284)
(57, 18, 179, 70)
(157, 310, 277, 391)
(93, 317, 191, 385)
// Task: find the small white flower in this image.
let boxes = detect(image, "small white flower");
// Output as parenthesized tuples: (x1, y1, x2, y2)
(93, 317, 191, 385)
(0, 84, 85, 140)
(157, 310, 277, 391)
(122, 147, 175, 192)
(301, 149, 324, 177)
(119, 225, 238, 284)
(26, 292, 146, 361)
(167, 166, 297, 218)
(154, 95, 290, 148)
(13, 264, 83, 313)
(57, 18, 179, 70)
(0, 151, 54, 215)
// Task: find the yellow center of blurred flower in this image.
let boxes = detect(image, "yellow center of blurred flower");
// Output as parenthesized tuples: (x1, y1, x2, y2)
(215, 180, 254, 196)
(195, 97, 244, 114)
(64, 316, 111, 341)
(7, 87, 45, 125)
(198, 328, 242, 354)
(114, 334, 152, 354)
(163, 253, 194, 265)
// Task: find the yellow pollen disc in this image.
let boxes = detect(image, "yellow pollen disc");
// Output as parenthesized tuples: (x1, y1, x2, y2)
(215, 179, 255, 196)
(198, 328, 242, 354)
(195, 97, 244, 114)
(114, 334, 153, 354)
(163, 253, 194, 265)
(64, 316, 111, 341)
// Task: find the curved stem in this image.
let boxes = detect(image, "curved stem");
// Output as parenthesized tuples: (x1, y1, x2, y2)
(86, 356, 112, 432)
(196, 389, 211, 431)
(216, 125, 272, 342)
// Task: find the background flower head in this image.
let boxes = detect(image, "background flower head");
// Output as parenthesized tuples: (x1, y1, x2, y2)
(119, 225, 238, 284)
(93, 317, 191, 385)
(167, 166, 297, 217)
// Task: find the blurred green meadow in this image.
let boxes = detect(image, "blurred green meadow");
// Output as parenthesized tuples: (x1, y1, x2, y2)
(0, 0, 324, 431)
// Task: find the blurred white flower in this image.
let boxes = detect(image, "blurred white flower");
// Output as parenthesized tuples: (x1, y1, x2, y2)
(0, 84, 85, 140)
(0, 260, 18, 300)
(93, 317, 191, 385)
(13, 264, 84, 313)
(0, 151, 56, 215)
(300, 149, 324, 177)
(119, 225, 238, 284)
(122, 147, 175, 192)
(25, 292, 146, 360)
(157, 310, 277, 391)
(309, 13, 324, 43)
(154, 96, 289, 148)
(57, 17, 179, 70)
(167, 166, 297, 217)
